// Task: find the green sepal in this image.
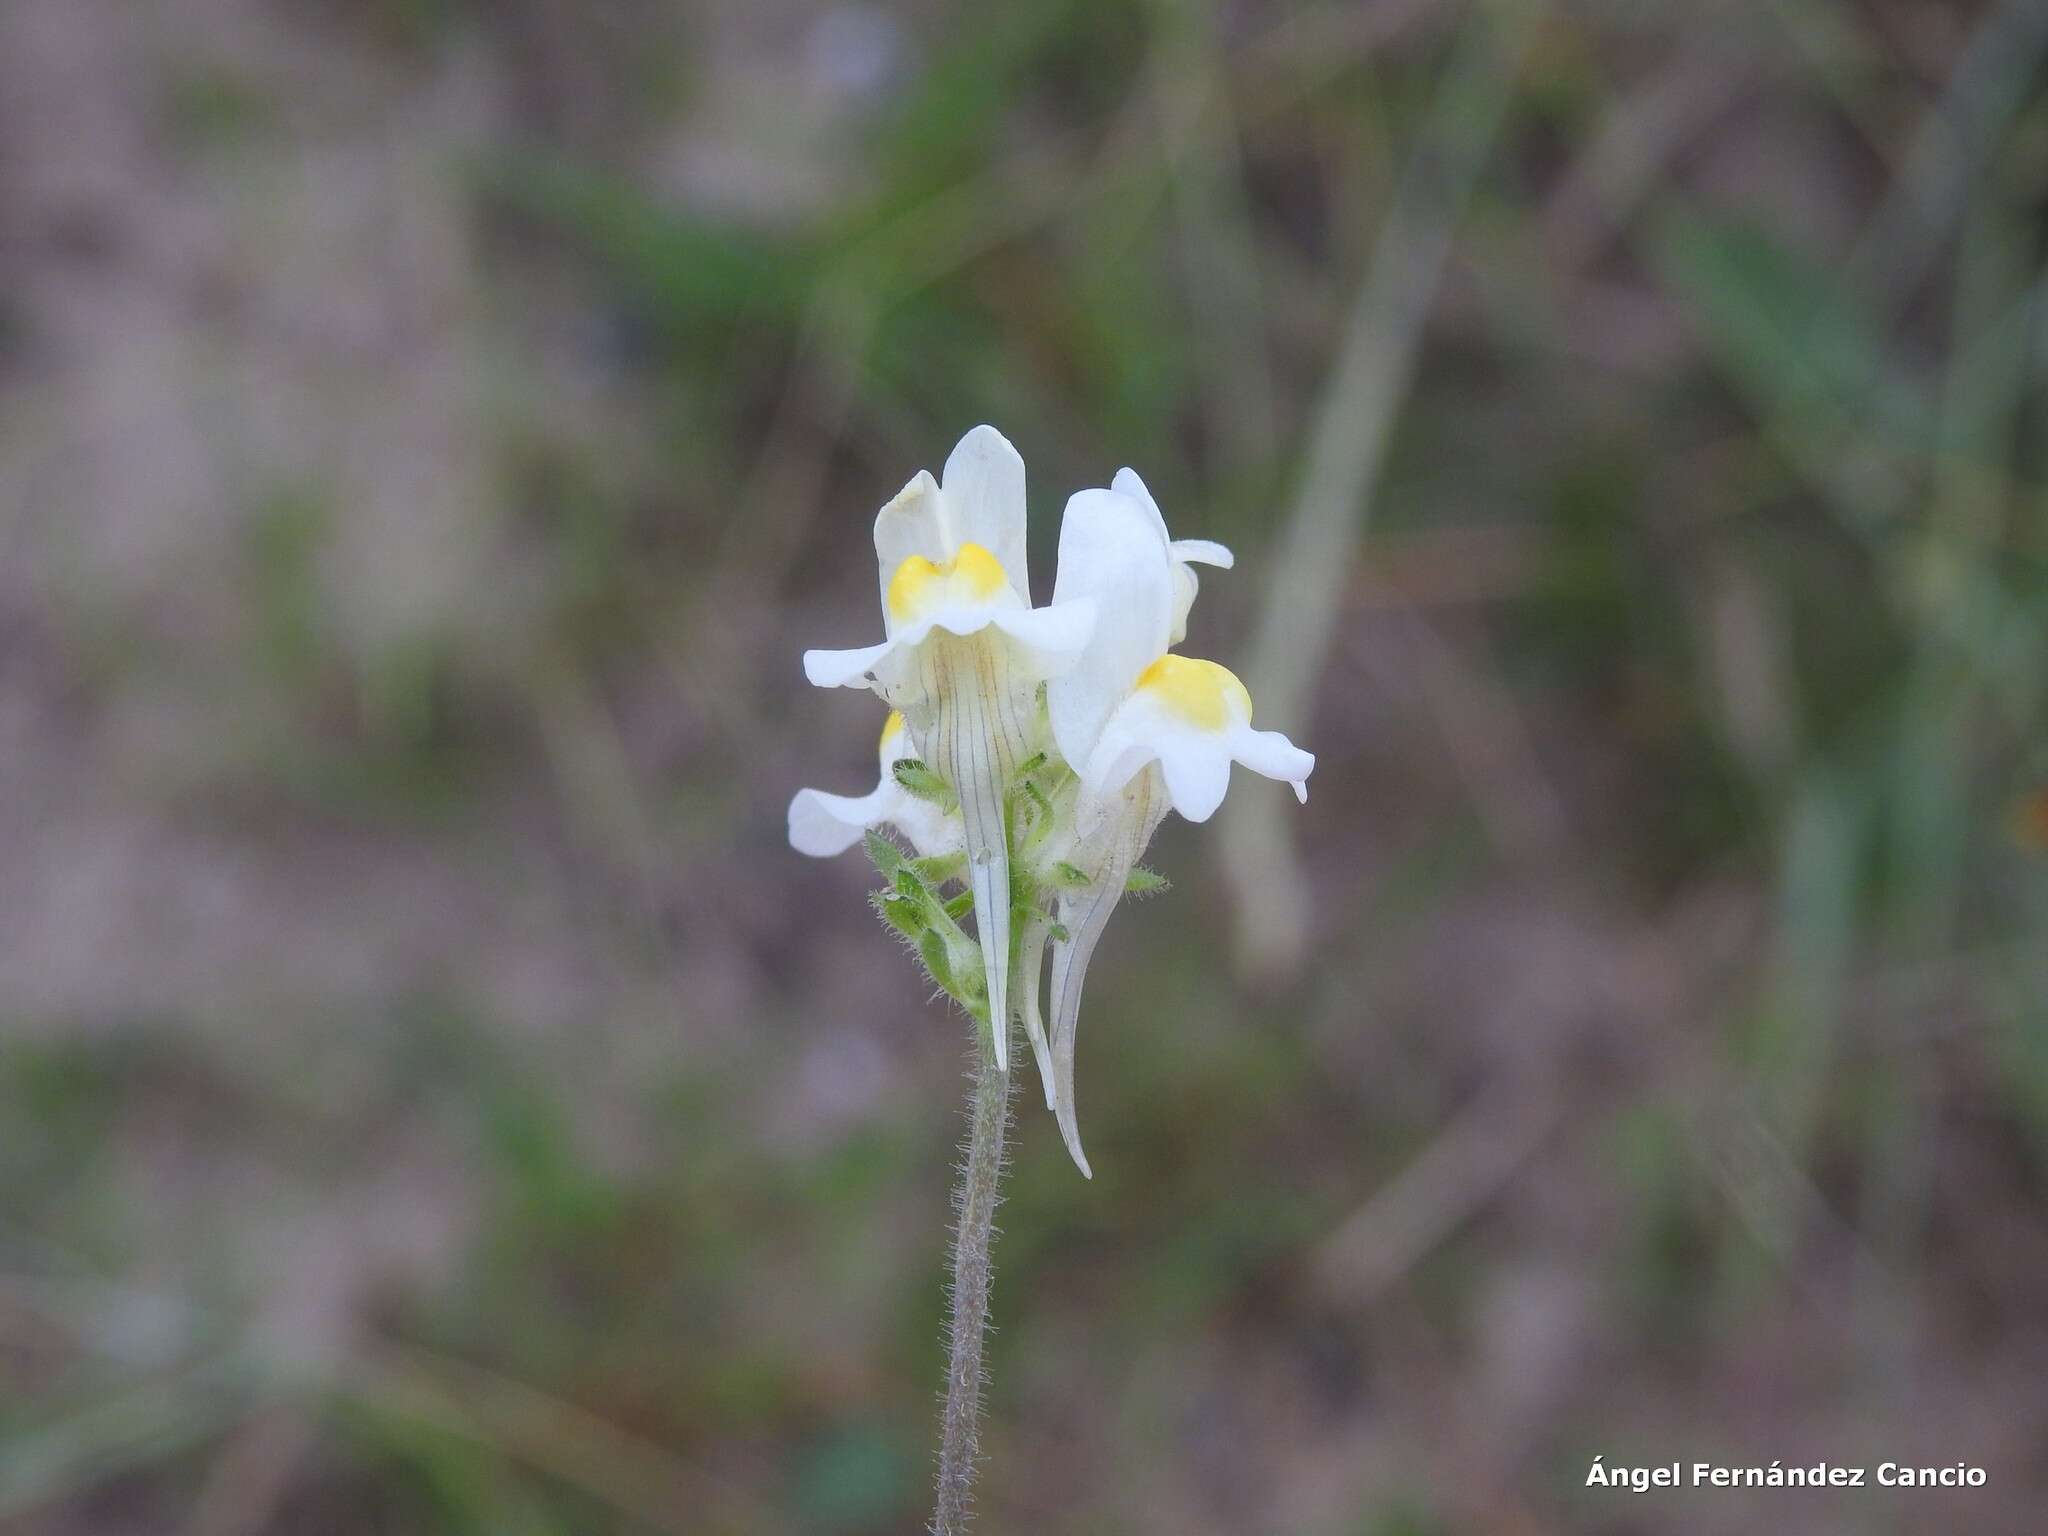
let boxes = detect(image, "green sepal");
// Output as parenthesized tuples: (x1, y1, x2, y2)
(918, 928, 957, 996)
(1021, 780, 1055, 823)
(910, 852, 966, 886)
(1124, 865, 1170, 897)
(1018, 788, 1062, 858)
(875, 890, 925, 940)
(880, 852, 989, 1022)
(892, 759, 958, 811)
(894, 864, 931, 904)
(919, 928, 988, 1020)
(863, 829, 903, 880)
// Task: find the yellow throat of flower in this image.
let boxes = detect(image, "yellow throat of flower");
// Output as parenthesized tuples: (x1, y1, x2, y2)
(880, 709, 906, 753)
(886, 542, 1010, 624)
(1135, 655, 1252, 730)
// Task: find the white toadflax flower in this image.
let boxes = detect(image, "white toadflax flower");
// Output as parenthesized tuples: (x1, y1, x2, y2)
(787, 710, 962, 859)
(1046, 476, 1309, 821)
(790, 429, 1316, 1534)
(790, 428, 1311, 1168)
(1035, 476, 1313, 1173)
(802, 426, 1095, 1068)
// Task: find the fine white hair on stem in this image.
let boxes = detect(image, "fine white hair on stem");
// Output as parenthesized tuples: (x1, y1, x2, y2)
(932, 1038, 1011, 1535)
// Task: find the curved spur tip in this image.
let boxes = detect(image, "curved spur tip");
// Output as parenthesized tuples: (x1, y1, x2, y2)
(1059, 1121, 1093, 1180)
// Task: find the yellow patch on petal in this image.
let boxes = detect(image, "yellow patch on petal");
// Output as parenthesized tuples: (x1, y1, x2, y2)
(879, 710, 909, 760)
(1135, 655, 1252, 730)
(885, 542, 1010, 624)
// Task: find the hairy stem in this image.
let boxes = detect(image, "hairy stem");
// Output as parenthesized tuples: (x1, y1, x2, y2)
(932, 1033, 1011, 1534)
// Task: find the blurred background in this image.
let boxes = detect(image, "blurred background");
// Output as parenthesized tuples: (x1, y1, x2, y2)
(2, 0, 2045, 1531)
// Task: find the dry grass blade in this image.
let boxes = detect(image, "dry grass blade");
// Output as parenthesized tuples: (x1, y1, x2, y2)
(349, 1344, 783, 1536)
(1221, 0, 1539, 976)
(1847, 0, 2048, 306)
(1313, 1079, 1563, 1305)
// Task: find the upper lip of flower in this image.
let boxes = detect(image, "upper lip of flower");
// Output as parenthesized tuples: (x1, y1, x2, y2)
(1110, 467, 1235, 646)
(1045, 485, 1179, 775)
(802, 428, 1097, 693)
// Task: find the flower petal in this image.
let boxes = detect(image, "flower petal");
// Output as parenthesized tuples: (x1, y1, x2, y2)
(1108, 470, 1234, 643)
(1166, 543, 1235, 640)
(871, 594, 1094, 684)
(1080, 657, 1312, 822)
(890, 601, 1014, 648)
(1109, 466, 1170, 544)
(1168, 538, 1234, 569)
(804, 639, 897, 689)
(1076, 688, 1171, 799)
(1156, 736, 1233, 822)
(873, 469, 946, 624)
(787, 786, 891, 857)
(1230, 726, 1315, 803)
(789, 710, 967, 859)
(941, 426, 1031, 602)
(1046, 488, 1174, 771)
(876, 710, 911, 773)
(879, 713, 964, 856)
(1167, 563, 1201, 647)
(893, 798, 960, 857)
(989, 597, 1097, 679)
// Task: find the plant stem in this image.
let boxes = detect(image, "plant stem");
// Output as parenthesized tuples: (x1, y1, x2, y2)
(932, 1032, 1011, 1534)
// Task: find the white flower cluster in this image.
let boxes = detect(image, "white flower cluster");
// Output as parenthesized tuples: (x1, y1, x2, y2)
(790, 426, 1313, 1175)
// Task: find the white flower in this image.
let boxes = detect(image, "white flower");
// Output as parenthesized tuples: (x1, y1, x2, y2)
(1109, 467, 1234, 646)
(788, 710, 962, 860)
(1029, 474, 1313, 1174)
(802, 426, 1095, 1068)
(1078, 656, 1313, 819)
(802, 428, 1094, 694)
(1049, 474, 1312, 821)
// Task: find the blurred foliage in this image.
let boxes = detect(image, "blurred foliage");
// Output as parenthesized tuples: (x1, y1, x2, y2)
(2, 0, 2046, 1533)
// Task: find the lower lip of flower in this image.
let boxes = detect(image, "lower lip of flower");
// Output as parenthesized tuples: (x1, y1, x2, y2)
(1133, 654, 1251, 730)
